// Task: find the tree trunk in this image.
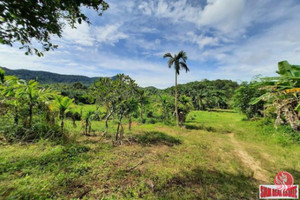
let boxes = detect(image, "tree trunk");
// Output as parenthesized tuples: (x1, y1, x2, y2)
(85, 119, 88, 135)
(116, 114, 123, 141)
(72, 116, 77, 128)
(14, 107, 18, 125)
(140, 104, 143, 122)
(29, 104, 33, 128)
(105, 117, 109, 134)
(88, 122, 91, 134)
(129, 115, 132, 131)
(61, 113, 64, 134)
(175, 71, 179, 126)
(104, 109, 113, 134)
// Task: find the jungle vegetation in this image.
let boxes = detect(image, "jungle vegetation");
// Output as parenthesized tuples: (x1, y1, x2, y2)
(1, 61, 300, 199)
(1, 1, 300, 198)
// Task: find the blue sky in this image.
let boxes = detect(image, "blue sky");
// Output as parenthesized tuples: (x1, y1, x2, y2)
(1, 0, 300, 88)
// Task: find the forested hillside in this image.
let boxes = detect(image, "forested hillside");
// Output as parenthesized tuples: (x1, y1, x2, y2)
(2, 67, 105, 84)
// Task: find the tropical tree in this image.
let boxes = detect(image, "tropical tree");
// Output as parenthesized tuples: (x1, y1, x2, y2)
(0, 75, 21, 125)
(158, 94, 174, 121)
(178, 95, 193, 125)
(0, 0, 109, 55)
(127, 98, 139, 131)
(137, 89, 149, 122)
(233, 82, 264, 119)
(163, 50, 189, 126)
(251, 61, 300, 130)
(114, 74, 138, 141)
(54, 95, 73, 134)
(15, 80, 53, 128)
(93, 77, 117, 135)
(83, 110, 94, 135)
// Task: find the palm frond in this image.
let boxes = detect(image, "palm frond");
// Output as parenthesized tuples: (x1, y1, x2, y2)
(163, 53, 173, 59)
(168, 58, 175, 68)
(176, 50, 187, 62)
(179, 61, 189, 72)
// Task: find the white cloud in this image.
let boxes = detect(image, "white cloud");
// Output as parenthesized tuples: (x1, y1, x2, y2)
(63, 22, 94, 46)
(94, 24, 128, 45)
(199, 0, 246, 33)
(62, 22, 128, 46)
(186, 32, 219, 48)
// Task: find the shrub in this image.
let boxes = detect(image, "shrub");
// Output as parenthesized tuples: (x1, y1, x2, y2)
(2, 122, 61, 142)
(147, 118, 156, 124)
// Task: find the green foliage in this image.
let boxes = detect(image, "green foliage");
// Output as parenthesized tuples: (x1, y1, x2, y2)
(168, 79, 238, 110)
(0, 0, 108, 55)
(54, 95, 74, 133)
(163, 51, 189, 75)
(178, 95, 193, 124)
(0, 67, 5, 83)
(233, 82, 265, 119)
(83, 110, 95, 135)
(0, 68, 76, 141)
(54, 95, 73, 114)
(250, 61, 300, 130)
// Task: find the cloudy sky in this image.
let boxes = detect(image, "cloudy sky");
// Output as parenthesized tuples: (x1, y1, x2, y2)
(1, 0, 300, 88)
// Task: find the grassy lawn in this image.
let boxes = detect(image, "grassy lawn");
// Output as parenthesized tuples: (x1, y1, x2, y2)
(1, 111, 299, 199)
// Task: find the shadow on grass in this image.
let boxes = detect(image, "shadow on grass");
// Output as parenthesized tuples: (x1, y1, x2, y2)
(286, 169, 300, 184)
(155, 167, 259, 199)
(185, 123, 217, 132)
(208, 109, 237, 113)
(133, 131, 182, 146)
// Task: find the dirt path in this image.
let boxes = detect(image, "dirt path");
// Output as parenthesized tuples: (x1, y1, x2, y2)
(228, 133, 269, 183)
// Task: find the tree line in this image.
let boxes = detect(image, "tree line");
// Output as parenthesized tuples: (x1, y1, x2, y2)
(0, 66, 239, 143)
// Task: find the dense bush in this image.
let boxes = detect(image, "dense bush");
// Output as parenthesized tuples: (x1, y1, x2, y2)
(233, 82, 265, 119)
(2, 122, 61, 142)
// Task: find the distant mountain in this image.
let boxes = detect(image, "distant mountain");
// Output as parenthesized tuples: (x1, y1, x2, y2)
(1, 67, 111, 85)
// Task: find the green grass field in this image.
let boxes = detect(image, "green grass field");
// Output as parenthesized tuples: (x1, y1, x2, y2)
(1, 111, 299, 199)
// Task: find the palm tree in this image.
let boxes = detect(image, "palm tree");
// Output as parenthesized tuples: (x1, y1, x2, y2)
(83, 110, 94, 135)
(54, 95, 73, 134)
(137, 89, 149, 122)
(16, 80, 53, 128)
(163, 50, 189, 126)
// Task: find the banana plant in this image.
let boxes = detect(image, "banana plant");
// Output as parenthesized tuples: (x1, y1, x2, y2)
(251, 61, 300, 130)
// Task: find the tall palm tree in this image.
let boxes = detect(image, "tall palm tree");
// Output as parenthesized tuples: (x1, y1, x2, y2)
(163, 50, 189, 126)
